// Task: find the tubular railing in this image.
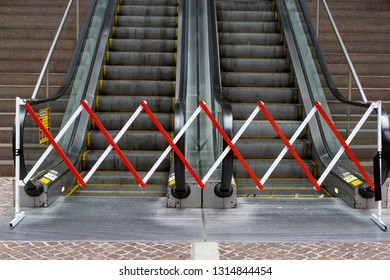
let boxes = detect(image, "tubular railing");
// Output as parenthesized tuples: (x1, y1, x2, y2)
(31, 0, 80, 101)
(315, 0, 368, 104)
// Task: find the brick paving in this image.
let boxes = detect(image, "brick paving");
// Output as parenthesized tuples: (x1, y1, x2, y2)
(219, 242, 390, 260)
(0, 242, 192, 260)
(1, 177, 390, 260)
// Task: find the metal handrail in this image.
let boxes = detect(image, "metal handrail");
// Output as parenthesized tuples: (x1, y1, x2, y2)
(31, 0, 79, 100)
(316, 0, 368, 103)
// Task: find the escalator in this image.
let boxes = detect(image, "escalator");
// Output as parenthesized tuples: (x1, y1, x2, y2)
(216, 0, 328, 197)
(68, 0, 178, 196)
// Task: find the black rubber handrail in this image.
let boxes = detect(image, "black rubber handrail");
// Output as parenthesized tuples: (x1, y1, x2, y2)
(207, 0, 234, 197)
(13, 0, 100, 196)
(297, 0, 390, 196)
(172, 0, 190, 198)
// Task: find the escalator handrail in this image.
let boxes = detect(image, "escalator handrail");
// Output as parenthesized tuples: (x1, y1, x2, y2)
(172, 0, 189, 196)
(207, 0, 234, 195)
(296, 0, 390, 186)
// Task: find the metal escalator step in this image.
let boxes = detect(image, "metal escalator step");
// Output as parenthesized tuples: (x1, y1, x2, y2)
(233, 159, 317, 178)
(88, 131, 168, 150)
(82, 150, 170, 171)
(113, 27, 177, 40)
(236, 139, 311, 159)
(221, 58, 287, 73)
(107, 52, 176, 66)
(232, 103, 301, 120)
(222, 72, 293, 87)
(81, 170, 169, 185)
(110, 39, 176, 52)
(96, 96, 173, 112)
(223, 87, 297, 103)
(118, 6, 178, 17)
(116, 16, 178, 28)
(217, 1, 273, 11)
(104, 65, 175, 80)
(92, 112, 173, 130)
(234, 120, 306, 139)
(219, 45, 285, 58)
(100, 80, 174, 96)
(219, 33, 282, 45)
(69, 184, 167, 197)
(217, 11, 275, 22)
(218, 21, 279, 33)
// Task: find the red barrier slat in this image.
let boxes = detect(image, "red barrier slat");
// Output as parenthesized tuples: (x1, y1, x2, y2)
(25, 102, 86, 187)
(81, 100, 146, 187)
(258, 102, 321, 190)
(140, 100, 205, 189)
(314, 102, 375, 190)
(200, 101, 264, 189)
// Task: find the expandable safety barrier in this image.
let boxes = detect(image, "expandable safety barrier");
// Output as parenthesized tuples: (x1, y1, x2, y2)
(11, 98, 387, 231)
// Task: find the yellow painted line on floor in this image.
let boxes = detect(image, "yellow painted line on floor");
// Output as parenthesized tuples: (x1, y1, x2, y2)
(75, 190, 166, 195)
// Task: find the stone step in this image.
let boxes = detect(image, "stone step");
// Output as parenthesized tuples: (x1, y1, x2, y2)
(0, 73, 66, 85)
(0, 61, 70, 73)
(0, 161, 14, 177)
(0, 39, 76, 51)
(0, 6, 88, 15)
(332, 75, 390, 89)
(319, 32, 390, 44)
(0, 0, 90, 7)
(0, 127, 12, 143)
(328, 63, 390, 76)
(0, 85, 61, 98)
(324, 53, 390, 65)
(0, 144, 12, 161)
(0, 29, 77, 40)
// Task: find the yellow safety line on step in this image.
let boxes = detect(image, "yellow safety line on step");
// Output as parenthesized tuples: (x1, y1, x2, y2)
(274, 11, 278, 21)
(86, 131, 93, 148)
(172, 81, 176, 91)
(99, 80, 103, 93)
(174, 52, 177, 63)
(95, 96, 99, 111)
(114, 15, 118, 26)
(111, 26, 115, 36)
(106, 51, 110, 63)
(102, 65, 107, 77)
(172, 97, 176, 110)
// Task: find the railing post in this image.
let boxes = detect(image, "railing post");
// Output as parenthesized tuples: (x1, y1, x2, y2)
(10, 97, 26, 229)
(371, 100, 388, 231)
(76, 0, 80, 40)
(46, 67, 50, 98)
(316, 0, 320, 37)
(346, 70, 352, 137)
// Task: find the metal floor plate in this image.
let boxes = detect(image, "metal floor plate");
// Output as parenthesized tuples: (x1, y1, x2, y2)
(0, 197, 389, 241)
